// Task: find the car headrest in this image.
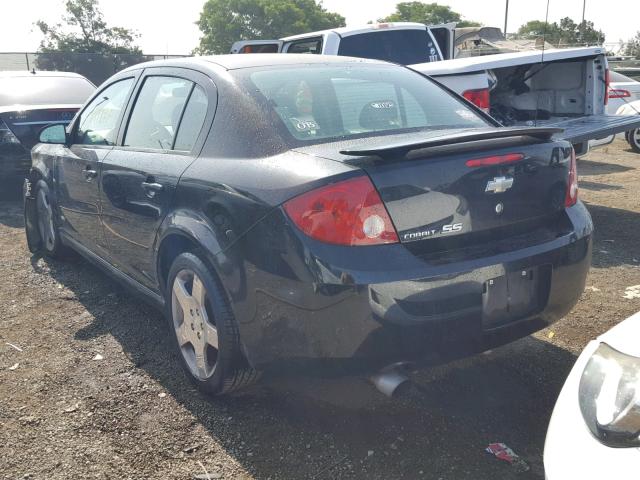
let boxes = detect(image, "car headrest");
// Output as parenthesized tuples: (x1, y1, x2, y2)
(359, 100, 399, 131)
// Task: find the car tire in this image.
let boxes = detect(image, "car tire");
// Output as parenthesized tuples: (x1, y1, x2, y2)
(166, 251, 259, 396)
(627, 128, 640, 154)
(33, 180, 67, 258)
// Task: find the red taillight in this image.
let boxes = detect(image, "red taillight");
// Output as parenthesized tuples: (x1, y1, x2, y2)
(466, 153, 523, 168)
(605, 69, 610, 105)
(609, 89, 631, 99)
(462, 88, 490, 112)
(565, 148, 578, 207)
(284, 176, 399, 246)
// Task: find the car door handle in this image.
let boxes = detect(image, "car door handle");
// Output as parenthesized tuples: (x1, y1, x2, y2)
(141, 181, 164, 192)
(83, 168, 98, 180)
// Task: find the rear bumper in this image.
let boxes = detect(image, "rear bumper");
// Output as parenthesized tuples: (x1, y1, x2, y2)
(220, 202, 592, 374)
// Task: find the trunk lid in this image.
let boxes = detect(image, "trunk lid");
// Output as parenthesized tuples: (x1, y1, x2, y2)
(295, 128, 573, 247)
(0, 104, 79, 150)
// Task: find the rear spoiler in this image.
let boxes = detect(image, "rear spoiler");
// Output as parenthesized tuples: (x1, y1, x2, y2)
(339, 127, 563, 158)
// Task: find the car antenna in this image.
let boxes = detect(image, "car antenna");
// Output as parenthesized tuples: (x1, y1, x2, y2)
(535, 0, 550, 128)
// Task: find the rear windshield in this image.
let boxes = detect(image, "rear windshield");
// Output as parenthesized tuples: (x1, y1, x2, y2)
(337, 30, 441, 65)
(0, 75, 95, 107)
(245, 64, 488, 143)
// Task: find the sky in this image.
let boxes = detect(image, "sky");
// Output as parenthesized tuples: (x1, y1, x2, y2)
(0, 0, 637, 55)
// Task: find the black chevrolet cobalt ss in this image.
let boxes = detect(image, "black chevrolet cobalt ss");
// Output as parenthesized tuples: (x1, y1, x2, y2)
(24, 54, 592, 395)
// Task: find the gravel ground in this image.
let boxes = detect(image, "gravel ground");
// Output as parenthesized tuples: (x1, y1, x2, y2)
(1, 139, 639, 480)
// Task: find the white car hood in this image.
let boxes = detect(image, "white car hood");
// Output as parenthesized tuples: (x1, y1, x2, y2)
(596, 310, 640, 357)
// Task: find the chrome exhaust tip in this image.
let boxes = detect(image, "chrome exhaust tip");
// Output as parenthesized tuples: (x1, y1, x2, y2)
(369, 363, 411, 397)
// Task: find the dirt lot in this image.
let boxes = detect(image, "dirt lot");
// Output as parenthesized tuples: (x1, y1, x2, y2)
(1, 139, 639, 480)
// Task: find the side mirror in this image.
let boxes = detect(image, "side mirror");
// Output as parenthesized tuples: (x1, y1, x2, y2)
(38, 123, 68, 145)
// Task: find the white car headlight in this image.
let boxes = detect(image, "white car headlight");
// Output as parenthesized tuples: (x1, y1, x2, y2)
(579, 343, 640, 447)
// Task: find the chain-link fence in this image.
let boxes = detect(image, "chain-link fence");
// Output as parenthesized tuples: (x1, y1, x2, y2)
(0, 52, 189, 86)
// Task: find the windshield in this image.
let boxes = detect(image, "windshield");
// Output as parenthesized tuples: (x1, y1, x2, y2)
(337, 29, 441, 65)
(0, 75, 95, 107)
(245, 64, 489, 144)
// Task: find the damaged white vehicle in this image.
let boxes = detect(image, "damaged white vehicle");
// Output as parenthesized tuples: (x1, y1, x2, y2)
(233, 22, 640, 156)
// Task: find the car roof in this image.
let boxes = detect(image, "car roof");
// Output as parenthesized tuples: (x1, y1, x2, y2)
(280, 22, 428, 42)
(120, 53, 389, 74)
(0, 70, 89, 79)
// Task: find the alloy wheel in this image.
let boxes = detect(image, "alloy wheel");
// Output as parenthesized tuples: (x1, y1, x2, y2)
(171, 269, 219, 380)
(36, 188, 55, 250)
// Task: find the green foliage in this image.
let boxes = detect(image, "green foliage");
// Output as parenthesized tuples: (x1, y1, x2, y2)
(37, 0, 141, 54)
(624, 31, 640, 58)
(379, 2, 480, 27)
(195, 0, 346, 54)
(515, 17, 605, 47)
(35, 0, 143, 84)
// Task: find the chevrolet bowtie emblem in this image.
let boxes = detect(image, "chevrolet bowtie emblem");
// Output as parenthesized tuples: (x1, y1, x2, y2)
(485, 176, 514, 194)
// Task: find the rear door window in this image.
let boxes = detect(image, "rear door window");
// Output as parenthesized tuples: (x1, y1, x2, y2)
(173, 85, 209, 152)
(285, 37, 323, 54)
(76, 78, 134, 146)
(124, 76, 192, 150)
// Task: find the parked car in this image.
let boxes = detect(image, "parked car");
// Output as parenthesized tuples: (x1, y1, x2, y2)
(232, 22, 640, 156)
(591, 71, 640, 151)
(25, 55, 592, 396)
(0, 70, 95, 179)
(608, 71, 640, 112)
(545, 311, 640, 478)
(618, 100, 640, 152)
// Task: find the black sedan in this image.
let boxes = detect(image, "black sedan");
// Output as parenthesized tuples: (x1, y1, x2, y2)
(1, 70, 95, 179)
(24, 54, 592, 396)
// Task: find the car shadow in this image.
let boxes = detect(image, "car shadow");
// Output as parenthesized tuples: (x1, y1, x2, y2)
(577, 158, 634, 176)
(34, 250, 581, 480)
(579, 180, 623, 191)
(583, 202, 640, 268)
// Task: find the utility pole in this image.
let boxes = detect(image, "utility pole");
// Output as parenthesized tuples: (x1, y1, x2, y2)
(581, 0, 586, 24)
(503, 0, 509, 37)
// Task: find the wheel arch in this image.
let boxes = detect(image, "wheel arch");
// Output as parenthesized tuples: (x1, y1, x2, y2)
(155, 209, 227, 295)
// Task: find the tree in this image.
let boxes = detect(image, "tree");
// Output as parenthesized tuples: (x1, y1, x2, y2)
(515, 17, 605, 47)
(624, 31, 640, 58)
(35, 0, 143, 84)
(195, 0, 345, 54)
(379, 2, 481, 28)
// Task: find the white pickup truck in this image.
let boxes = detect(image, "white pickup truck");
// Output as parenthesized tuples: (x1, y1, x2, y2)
(231, 22, 640, 155)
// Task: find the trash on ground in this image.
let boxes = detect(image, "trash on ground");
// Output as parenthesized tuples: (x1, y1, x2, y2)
(547, 331, 555, 339)
(92, 353, 104, 361)
(585, 286, 601, 292)
(158, 392, 167, 398)
(623, 285, 640, 299)
(8, 363, 19, 370)
(6, 342, 23, 352)
(63, 403, 79, 413)
(485, 443, 530, 472)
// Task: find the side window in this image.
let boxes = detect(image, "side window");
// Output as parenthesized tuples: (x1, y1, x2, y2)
(285, 38, 322, 54)
(76, 78, 134, 146)
(124, 76, 192, 150)
(174, 85, 209, 152)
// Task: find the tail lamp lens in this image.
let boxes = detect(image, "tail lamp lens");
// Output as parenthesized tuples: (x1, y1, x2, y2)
(462, 88, 490, 112)
(283, 176, 399, 246)
(565, 147, 578, 207)
(609, 89, 631, 99)
(605, 69, 610, 105)
(466, 153, 523, 167)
